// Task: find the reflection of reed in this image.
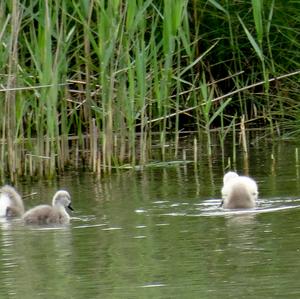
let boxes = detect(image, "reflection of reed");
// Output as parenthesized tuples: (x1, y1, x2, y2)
(0, 225, 17, 297)
(0, 227, 74, 298)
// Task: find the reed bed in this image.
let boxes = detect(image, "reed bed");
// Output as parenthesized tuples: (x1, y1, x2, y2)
(0, 0, 299, 180)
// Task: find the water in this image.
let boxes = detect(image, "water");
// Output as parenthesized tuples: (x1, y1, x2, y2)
(1, 139, 300, 298)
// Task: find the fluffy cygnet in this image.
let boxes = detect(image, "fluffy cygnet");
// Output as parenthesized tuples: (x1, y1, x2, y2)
(221, 171, 258, 209)
(22, 190, 73, 225)
(0, 185, 25, 217)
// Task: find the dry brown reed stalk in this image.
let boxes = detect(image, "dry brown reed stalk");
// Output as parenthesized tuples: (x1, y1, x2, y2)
(0, 83, 69, 92)
(4, 0, 22, 182)
(91, 118, 99, 173)
(240, 115, 248, 156)
(232, 118, 237, 165)
(143, 70, 300, 127)
(193, 137, 198, 163)
(0, 1, 298, 181)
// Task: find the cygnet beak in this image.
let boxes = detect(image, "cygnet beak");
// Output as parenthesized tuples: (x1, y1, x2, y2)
(68, 203, 74, 211)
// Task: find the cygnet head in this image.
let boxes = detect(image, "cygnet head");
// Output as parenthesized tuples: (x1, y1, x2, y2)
(221, 172, 258, 209)
(52, 190, 73, 211)
(223, 171, 239, 185)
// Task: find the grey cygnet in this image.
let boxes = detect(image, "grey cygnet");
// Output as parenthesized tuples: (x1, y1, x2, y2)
(22, 190, 73, 225)
(0, 185, 25, 217)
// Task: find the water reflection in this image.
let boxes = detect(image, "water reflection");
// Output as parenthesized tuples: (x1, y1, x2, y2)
(0, 139, 299, 297)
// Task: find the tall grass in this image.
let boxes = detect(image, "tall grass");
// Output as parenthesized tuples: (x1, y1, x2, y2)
(0, 0, 299, 180)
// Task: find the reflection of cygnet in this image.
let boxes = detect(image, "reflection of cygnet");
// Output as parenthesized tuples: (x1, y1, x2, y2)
(221, 171, 258, 209)
(0, 185, 25, 217)
(23, 190, 73, 225)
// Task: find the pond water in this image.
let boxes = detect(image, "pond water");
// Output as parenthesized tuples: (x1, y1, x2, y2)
(1, 138, 300, 298)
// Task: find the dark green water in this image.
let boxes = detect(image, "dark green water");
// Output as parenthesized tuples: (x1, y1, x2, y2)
(1, 140, 300, 298)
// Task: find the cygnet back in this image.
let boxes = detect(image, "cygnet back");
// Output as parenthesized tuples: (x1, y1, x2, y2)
(0, 185, 24, 217)
(221, 172, 258, 209)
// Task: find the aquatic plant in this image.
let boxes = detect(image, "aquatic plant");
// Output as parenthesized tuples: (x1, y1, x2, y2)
(0, 0, 299, 180)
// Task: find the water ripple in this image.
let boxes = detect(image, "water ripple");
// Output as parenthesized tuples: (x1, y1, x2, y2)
(139, 283, 166, 288)
(151, 197, 300, 217)
(73, 223, 107, 229)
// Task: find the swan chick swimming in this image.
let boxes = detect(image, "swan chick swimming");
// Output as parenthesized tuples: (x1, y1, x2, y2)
(22, 190, 73, 225)
(221, 171, 258, 209)
(0, 185, 25, 217)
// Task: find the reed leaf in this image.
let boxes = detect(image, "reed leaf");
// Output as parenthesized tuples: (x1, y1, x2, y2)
(251, 0, 264, 46)
(237, 15, 264, 63)
(0, 0, 298, 179)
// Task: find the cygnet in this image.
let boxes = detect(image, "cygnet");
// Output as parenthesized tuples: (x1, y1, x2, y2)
(22, 190, 73, 225)
(0, 185, 25, 217)
(221, 171, 258, 209)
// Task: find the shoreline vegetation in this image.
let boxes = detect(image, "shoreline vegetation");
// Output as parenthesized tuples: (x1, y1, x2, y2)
(0, 0, 299, 181)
